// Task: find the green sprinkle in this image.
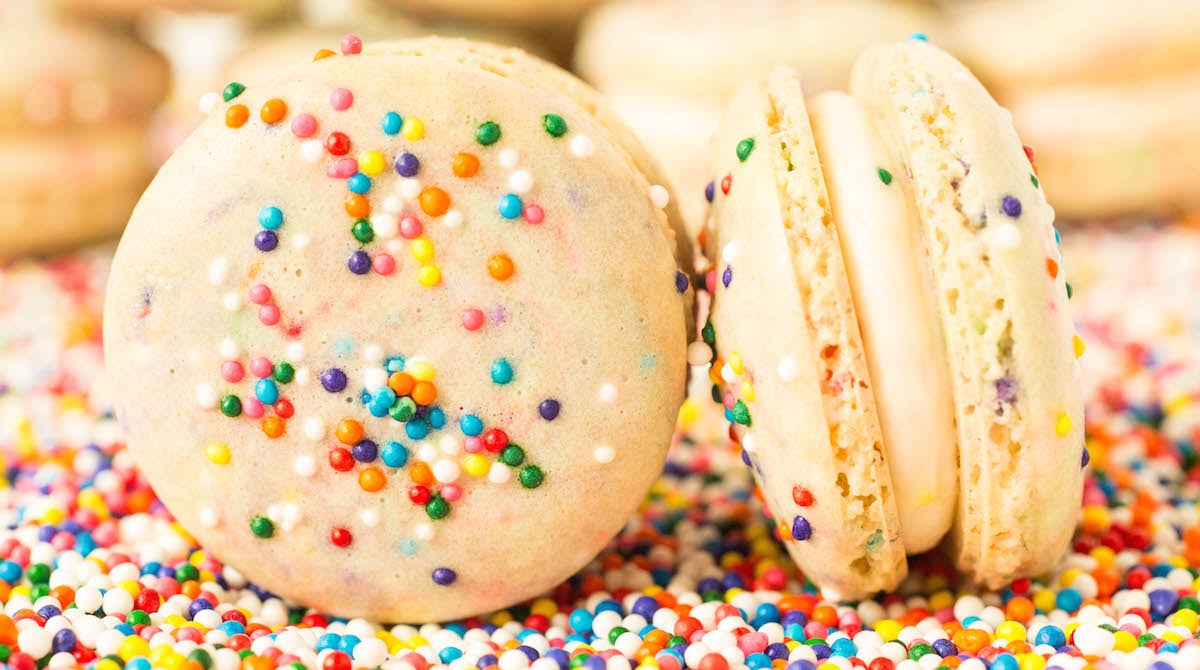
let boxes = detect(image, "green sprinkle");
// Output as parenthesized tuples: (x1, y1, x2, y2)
(222, 82, 245, 102)
(188, 649, 214, 670)
(1031, 173, 1040, 188)
(736, 138, 755, 162)
(475, 121, 501, 146)
(126, 610, 151, 626)
(25, 563, 50, 584)
(219, 394, 242, 417)
(908, 643, 934, 662)
(249, 515, 274, 538)
(701, 320, 715, 345)
(175, 564, 199, 581)
(351, 218, 374, 244)
(0, 646, 10, 663)
(1066, 282, 1073, 299)
(543, 114, 568, 137)
(29, 584, 49, 601)
(865, 529, 884, 550)
(710, 384, 722, 403)
(731, 400, 752, 426)
(518, 464, 544, 489)
(238, 649, 255, 659)
(607, 626, 628, 645)
(273, 362, 295, 384)
(425, 495, 451, 520)
(390, 397, 417, 422)
(878, 168, 893, 185)
(499, 444, 525, 467)
(569, 655, 588, 669)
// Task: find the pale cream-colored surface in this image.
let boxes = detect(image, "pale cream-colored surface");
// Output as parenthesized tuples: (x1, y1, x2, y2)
(105, 38, 690, 621)
(376, 0, 601, 23)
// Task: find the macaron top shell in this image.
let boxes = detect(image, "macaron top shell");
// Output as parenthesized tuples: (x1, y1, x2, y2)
(104, 38, 690, 621)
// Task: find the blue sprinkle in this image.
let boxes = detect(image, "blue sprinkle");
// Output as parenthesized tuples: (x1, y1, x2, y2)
(675, 270, 688, 293)
(258, 206, 283, 230)
(428, 407, 446, 429)
(791, 516, 812, 541)
(704, 181, 715, 203)
(398, 538, 418, 556)
(491, 358, 514, 384)
(337, 635, 361, 654)
(381, 111, 402, 135)
(254, 379, 279, 405)
(722, 266, 733, 288)
(1001, 195, 1022, 218)
(406, 420, 429, 440)
(460, 414, 484, 436)
(381, 441, 409, 468)
(373, 386, 397, 407)
(385, 356, 406, 372)
(315, 633, 340, 652)
(394, 152, 420, 177)
(498, 194, 524, 219)
(909, 32, 928, 41)
(347, 173, 372, 194)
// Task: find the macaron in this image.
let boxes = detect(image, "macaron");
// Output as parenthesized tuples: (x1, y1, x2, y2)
(103, 36, 691, 622)
(375, 0, 602, 25)
(698, 39, 1084, 599)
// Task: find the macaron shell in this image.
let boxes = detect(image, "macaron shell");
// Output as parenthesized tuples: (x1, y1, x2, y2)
(104, 40, 688, 621)
(851, 41, 1084, 587)
(807, 91, 957, 555)
(706, 66, 905, 601)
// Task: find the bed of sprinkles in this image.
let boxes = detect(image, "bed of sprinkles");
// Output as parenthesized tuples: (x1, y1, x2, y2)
(5, 220, 1200, 670)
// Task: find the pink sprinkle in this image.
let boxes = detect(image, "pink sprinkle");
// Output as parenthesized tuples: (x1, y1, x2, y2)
(399, 215, 423, 239)
(92, 520, 118, 548)
(154, 577, 181, 597)
(50, 532, 75, 551)
(460, 308, 485, 331)
(291, 113, 317, 138)
(249, 357, 273, 378)
(341, 34, 363, 55)
(441, 484, 462, 502)
(258, 304, 281, 326)
(329, 87, 353, 111)
(524, 204, 544, 224)
(248, 283, 272, 305)
(722, 390, 735, 409)
(463, 437, 483, 453)
(327, 157, 358, 179)
(243, 398, 265, 419)
(372, 253, 395, 275)
(220, 361, 245, 383)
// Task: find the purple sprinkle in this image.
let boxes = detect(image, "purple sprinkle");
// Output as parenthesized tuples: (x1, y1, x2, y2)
(1001, 195, 1022, 218)
(538, 399, 560, 421)
(740, 449, 751, 466)
(1082, 447, 1091, 468)
(320, 368, 347, 393)
(675, 271, 688, 293)
(348, 250, 371, 275)
(722, 266, 733, 288)
(254, 230, 278, 252)
(394, 152, 420, 177)
(791, 516, 812, 541)
(995, 378, 1017, 404)
(431, 567, 457, 586)
(704, 181, 715, 203)
(351, 439, 378, 462)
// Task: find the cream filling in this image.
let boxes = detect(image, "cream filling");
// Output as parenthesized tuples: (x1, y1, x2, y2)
(807, 91, 958, 554)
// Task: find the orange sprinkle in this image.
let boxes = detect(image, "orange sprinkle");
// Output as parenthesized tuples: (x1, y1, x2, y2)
(181, 580, 202, 599)
(1005, 596, 1035, 623)
(345, 193, 370, 218)
(1047, 257, 1059, 279)
(241, 654, 275, 670)
(411, 380, 437, 406)
(49, 586, 75, 609)
(313, 48, 336, 61)
(261, 416, 286, 439)
(810, 605, 838, 627)
(260, 98, 288, 124)
(488, 253, 515, 281)
(388, 372, 415, 396)
(952, 628, 990, 653)
(336, 418, 363, 445)
(359, 466, 386, 492)
(419, 187, 451, 217)
(410, 460, 433, 486)
(225, 104, 249, 128)
(126, 489, 154, 514)
(452, 152, 480, 178)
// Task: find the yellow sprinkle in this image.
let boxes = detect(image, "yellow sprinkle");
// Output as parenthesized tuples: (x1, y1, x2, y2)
(1090, 546, 1116, 566)
(1165, 394, 1191, 416)
(377, 631, 404, 654)
(417, 264, 442, 287)
(1055, 412, 1072, 437)
(1162, 630, 1184, 644)
(410, 236, 435, 262)
(1073, 334, 1086, 358)
(741, 380, 755, 402)
(489, 610, 514, 626)
(40, 507, 66, 525)
(874, 619, 902, 642)
(723, 587, 744, 602)
(1059, 568, 1082, 588)
(96, 659, 123, 670)
(1015, 653, 1046, 670)
(118, 579, 140, 597)
(1171, 608, 1199, 632)
(359, 151, 386, 175)
(463, 454, 489, 478)
(405, 634, 430, 649)
(402, 117, 425, 141)
(407, 361, 435, 381)
(1112, 630, 1138, 652)
(9, 585, 30, 599)
(118, 635, 151, 661)
(530, 598, 558, 617)
(729, 351, 744, 375)
(676, 398, 699, 428)
(784, 641, 800, 652)
(1033, 589, 1056, 613)
(205, 443, 231, 465)
(928, 589, 954, 611)
(996, 620, 1026, 642)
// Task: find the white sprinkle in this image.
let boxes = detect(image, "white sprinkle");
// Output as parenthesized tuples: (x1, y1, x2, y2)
(361, 508, 380, 528)
(266, 504, 283, 523)
(400, 178, 422, 199)
(720, 363, 737, 383)
(222, 292, 241, 311)
(198, 92, 220, 115)
(416, 441, 438, 463)
(301, 140, 324, 163)
(386, 239, 405, 254)
(488, 461, 511, 483)
(303, 416, 326, 441)
(208, 256, 229, 285)
(363, 367, 388, 390)
(777, 354, 798, 382)
(440, 435, 461, 455)
(599, 383, 618, 403)
(280, 505, 302, 532)
(721, 241, 741, 264)
(383, 195, 404, 214)
(498, 148, 519, 168)
(741, 431, 757, 453)
(594, 445, 616, 463)
(363, 344, 384, 363)
(649, 185, 670, 209)
(993, 222, 1021, 249)
(198, 507, 219, 528)
(292, 234, 310, 249)
(294, 455, 317, 476)
(508, 170, 534, 194)
(687, 341, 713, 367)
(443, 210, 463, 229)
(433, 459, 461, 483)
(286, 341, 305, 362)
(294, 367, 310, 386)
(219, 338, 240, 359)
(374, 212, 399, 238)
(196, 384, 217, 410)
(416, 523, 434, 541)
(570, 135, 594, 158)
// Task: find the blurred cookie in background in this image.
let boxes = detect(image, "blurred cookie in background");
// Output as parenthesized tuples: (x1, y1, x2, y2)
(375, 0, 601, 26)
(948, 0, 1200, 219)
(50, 0, 289, 24)
(575, 0, 937, 234)
(0, 12, 169, 260)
